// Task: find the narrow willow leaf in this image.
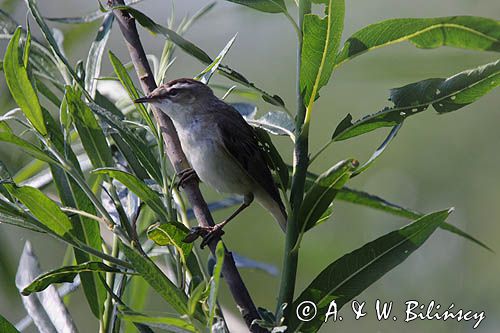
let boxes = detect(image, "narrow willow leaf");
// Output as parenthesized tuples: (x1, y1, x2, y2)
(22, 262, 122, 295)
(187, 281, 207, 317)
(42, 110, 106, 318)
(16, 242, 78, 333)
(147, 222, 193, 263)
(337, 187, 493, 252)
(3, 28, 46, 135)
(224, 0, 286, 13)
(85, 13, 114, 98)
(88, 101, 162, 182)
(5, 185, 73, 238)
(332, 59, 500, 141)
(119, 311, 195, 332)
(352, 123, 402, 176)
(92, 168, 168, 221)
(232, 253, 279, 276)
(208, 241, 225, 329)
(66, 86, 113, 169)
(0, 313, 19, 333)
(335, 16, 500, 67)
(123, 277, 150, 333)
(121, 245, 194, 319)
(108, 51, 155, 131)
(301, 0, 345, 104)
(299, 159, 358, 232)
(247, 111, 295, 138)
(35, 78, 61, 107)
(195, 34, 237, 84)
(0, 205, 47, 233)
(0, 132, 56, 165)
(117, 5, 285, 107)
(290, 209, 452, 332)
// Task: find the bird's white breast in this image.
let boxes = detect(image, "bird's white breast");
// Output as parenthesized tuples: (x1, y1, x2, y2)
(175, 119, 254, 195)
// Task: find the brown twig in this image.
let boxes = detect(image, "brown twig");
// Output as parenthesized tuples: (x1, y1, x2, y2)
(108, 1, 265, 331)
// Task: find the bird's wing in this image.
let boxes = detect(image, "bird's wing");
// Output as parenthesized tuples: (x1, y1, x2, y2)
(214, 104, 286, 215)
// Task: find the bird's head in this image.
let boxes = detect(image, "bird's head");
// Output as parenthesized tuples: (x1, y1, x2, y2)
(134, 78, 215, 120)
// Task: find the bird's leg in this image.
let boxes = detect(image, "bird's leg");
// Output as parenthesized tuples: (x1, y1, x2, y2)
(176, 168, 199, 190)
(183, 194, 254, 248)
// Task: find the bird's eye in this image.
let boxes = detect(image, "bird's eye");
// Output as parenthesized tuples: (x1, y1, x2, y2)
(169, 89, 179, 97)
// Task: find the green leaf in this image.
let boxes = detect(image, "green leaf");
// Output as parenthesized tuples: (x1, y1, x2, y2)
(254, 129, 289, 190)
(290, 209, 452, 332)
(85, 13, 114, 98)
(3, 28, 46, 135)
(332, 59, 500, 141)
(336, 187, 493, 252)
(42, 109, 106, 318)
(108, 51, 155, 131)
(21, 262, 121, 295)
(0, 203, 47, 233)
(224, 0, 286, 13)
(208, 241, 225, 329)
(299, 159, 358, 232)
(301, 0, 345, 104)
(121, 245, 194, 318)
(147, 222, 193, 263)
(351, 123, 402, 176)
(335, 16, 500, 67)
(123, 277, 151, 333)
(187, 280, 207, 317)
(119, 311, 195, 332)
(0, 132, 56, 164)
(92, 168, 168, 221)
(195, 34, 237, 84)
(66, 86, 113, 169)
(247, 111, 295, 138)
(0, 313, 19, 333)
(5, 184, 73, 238)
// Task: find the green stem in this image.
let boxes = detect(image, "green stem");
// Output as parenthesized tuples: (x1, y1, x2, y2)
(101, 235, 120, 333)
(277, 0, 311, 323)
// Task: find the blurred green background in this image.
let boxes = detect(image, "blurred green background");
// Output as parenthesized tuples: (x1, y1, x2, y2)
(0, 0, 499, 332)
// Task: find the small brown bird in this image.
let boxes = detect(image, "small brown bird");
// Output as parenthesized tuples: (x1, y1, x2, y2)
(135, 78, 287, 246)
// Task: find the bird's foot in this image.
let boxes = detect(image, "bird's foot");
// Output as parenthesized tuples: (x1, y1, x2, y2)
(176, 168, 199, 190)
(182, 224, 226, 249)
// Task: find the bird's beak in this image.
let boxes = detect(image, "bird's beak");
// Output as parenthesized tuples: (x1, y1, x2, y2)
(134, 96, 152, 104)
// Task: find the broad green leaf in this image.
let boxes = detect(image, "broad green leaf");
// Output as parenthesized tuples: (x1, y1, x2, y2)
(5, 184, 73, 238)
(66, 86, 113, 169)
(108, 51, 155, 131)
(336, 187, 492, 252)
(16, 241, 78, 333)
(332, 59, 500, 141)
(290, 209, 452, 332)
(208, 241, 225, 329)
(21, 262, 121, 295)
(119, 311, 195, 332)
(335, 16, 500, 67)
(117, 5, 285, 107)
(195, 34, 237, 84)
(301, 0, 345, 104)
(0, 132, 56, 164)
(147, 222, 193, 263)
(85, 13, 114, 98)
(121, 245, 195, 319)
(299, 159, 358, 232)
(42, 110, 106, 318)
(3, 28, 46, 135)
(0, 313, 19, 333)
(92, 168, 168, 221)
(224, 0, 286, 13)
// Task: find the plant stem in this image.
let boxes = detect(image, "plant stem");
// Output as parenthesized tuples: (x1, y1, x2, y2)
(277, 0, 311, 323)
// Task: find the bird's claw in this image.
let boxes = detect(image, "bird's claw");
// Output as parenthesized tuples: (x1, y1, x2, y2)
(182, 225, 225, 249)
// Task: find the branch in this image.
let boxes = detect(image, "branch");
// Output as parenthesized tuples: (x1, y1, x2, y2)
(108, 1, 265, 331)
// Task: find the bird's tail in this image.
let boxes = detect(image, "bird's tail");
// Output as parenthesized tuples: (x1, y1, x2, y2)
(256, 191, 287, 232)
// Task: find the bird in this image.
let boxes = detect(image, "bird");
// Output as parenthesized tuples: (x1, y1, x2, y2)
(134, 78, 287, 247)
